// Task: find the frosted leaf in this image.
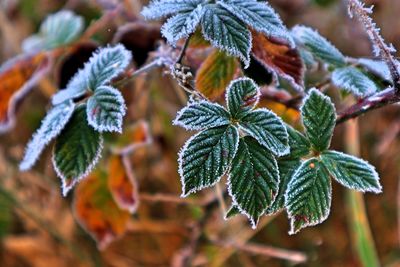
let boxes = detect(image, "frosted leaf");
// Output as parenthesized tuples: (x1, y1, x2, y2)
(228, 137, 279, 228)
(332, 66, 378, 97)
(161, 5, 204, 46)
(285, 158, 332, 234)
(284, 124, 310, 159)
(52, 104, 104, 196)
(201, 4, 252, 68)
(321, 150, 382, 193)
(86, 86, 126, 133)
(141, 0, 203, 20)
(266, 159, 301, 215)
(217, 0, 294, 47)
(19, 101, 75, 171)
(239, 109, 289, 156)
(179, 125, 239, 197)
(358, 58, 392, 81)
(224, 205, 241, 220)
(173, 100, 230, 131)
(299, 47, 318, 70)
(292, 25, 346, 67)
(300, 89, 336, 152)
(22, 10, 84, 52)
(226, 77, 260, 119)
(52, 68, 88, 105)
(86, 44, 132, 90)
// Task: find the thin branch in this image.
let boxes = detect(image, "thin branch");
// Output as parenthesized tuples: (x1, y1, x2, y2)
(348, 0, 400, 92)
(176, 35, 193, 64)
(336, 87, 400, 124)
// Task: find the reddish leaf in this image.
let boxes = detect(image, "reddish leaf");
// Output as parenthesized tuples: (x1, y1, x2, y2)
(73, 170, 131, 250)
(108, 155, 139, 213)
(112, 120, 152, 154)
(195, 50, 238, 100)
(251, 31, 304, 91)
(0, 52, 51, 133)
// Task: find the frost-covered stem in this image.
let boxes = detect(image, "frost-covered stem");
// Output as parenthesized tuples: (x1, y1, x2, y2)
(347, 0, 400, 93)
(337, 87, 400, 124)
(176, 35, 193, 64)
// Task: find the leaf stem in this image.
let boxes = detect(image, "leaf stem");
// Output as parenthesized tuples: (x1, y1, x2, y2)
(176, 35, 193, 64)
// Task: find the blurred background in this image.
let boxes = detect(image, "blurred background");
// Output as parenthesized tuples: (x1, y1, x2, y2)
(0, 0, 399, 266)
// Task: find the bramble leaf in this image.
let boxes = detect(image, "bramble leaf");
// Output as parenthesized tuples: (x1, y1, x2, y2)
(217, 0, 294, 47)
(86, 86, 126, 133)
(251, 31, 304, 92)
(292, 25, 346, 67)
(358, 58, 392, 81)
(332, 66, 378, 97)
(228, 137, 279, 228)
(195, 50, 238, 100)
(52, 68, 88, 105)
(179, 125, 239, 197)
(22, 10, 84, 52)
(321, 150, 382, 193)
(20, 101, 75, 171)
(53, 104, 103, 196)
(108, 155, 139, 213)
(285, 124, 310, 159)
(201, 4, 251, 67)
(266, 159, 301, 215)
(173, 100, 230, 131)
(225, 205, 241, 219)
(141, 0, 203, 20)
(73, 169, 131, 250)
(285, 158, 331, 234)
(301, 89, 336, 152)
(87, 45, 132, 90)
(161, 5, 204, 45)
(226, 78, 260, 119)
(239, 109, 289, 156)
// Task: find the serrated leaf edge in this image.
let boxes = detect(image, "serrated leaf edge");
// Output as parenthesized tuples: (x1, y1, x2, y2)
(225, 77, 261, 115)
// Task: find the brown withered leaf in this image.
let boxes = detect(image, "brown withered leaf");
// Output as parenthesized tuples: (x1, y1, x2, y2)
(108, 155, 139, 213)
(73, 169, 131, 250)
(0, 52, 51, 133)
(195, 50, 238, 100)
(251, 30, 304, 92)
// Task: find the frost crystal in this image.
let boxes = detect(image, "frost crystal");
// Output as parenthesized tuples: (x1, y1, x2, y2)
(141, 0, 204, 20)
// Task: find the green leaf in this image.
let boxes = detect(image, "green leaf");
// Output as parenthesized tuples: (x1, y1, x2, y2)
(228, 137, 279, 228)
(292, 25, 346, 67)
(179, 125, 239, 197)
(226, 78, 260, 119)
(87, 44, 132, 90)
(217, 0, 294, 46)
(285, 124, 311, 159)
(239, 109, 289, 156)
(161, 5, 204, 45)
(0, 193, 12, 238)
(22, 10, 84, 52)
(321, 150, 382, 193)
(195, 50, 238, 100)
(173, 100, 231, 131)
(285, 158, 332, 234)
(332, 66, 378, 97)
(20, 101, 75, 171)
(266, 159, 301, 215)
(53, 104, 104, 196)
(141, 0, 203, 20)
(301, 89, 336, 152)
(201, 4, 251, 67)
(86, 86, 126, 133)
(225, 205, 241, 219)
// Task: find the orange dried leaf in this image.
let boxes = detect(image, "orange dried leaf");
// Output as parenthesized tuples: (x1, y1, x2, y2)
(0, 52, 51, 132)
(73, 170, 131, 250)
(251, 31, 304, 92)
(113, 120, 152, 154)
(195, 50, 238, 100)
(108, 155, 139, 213)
